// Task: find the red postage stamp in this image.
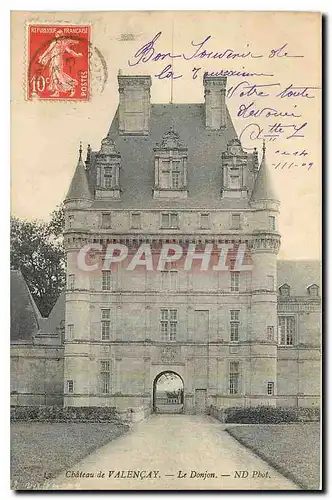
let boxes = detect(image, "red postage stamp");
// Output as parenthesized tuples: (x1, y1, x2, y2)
(27, 25, 90, 100)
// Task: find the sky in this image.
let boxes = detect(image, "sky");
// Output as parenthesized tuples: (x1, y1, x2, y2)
(11, 11, 321, 260)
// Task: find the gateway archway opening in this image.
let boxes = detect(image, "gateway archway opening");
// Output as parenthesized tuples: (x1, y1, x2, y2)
(153, 371, 184, 414)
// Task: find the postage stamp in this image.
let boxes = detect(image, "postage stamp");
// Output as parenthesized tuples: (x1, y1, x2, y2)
(27, 25, 90, 100)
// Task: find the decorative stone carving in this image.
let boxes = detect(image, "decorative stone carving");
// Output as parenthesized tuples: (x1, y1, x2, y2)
(160, 346, 180, 362)
(153, 127, 188, 199)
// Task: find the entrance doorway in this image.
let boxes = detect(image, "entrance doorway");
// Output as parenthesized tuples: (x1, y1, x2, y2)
(195, 389, 207, 413)
(153, 371, 184, 414)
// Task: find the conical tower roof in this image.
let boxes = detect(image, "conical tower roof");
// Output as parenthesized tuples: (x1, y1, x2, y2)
(251, 142, 278, 202)
(65, 144, 92, 201)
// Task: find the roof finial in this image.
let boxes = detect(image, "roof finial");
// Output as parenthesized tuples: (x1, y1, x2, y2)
(262, 139, 266, 157)
(79, 141, 83, 161)
(86, 143, 92, 167)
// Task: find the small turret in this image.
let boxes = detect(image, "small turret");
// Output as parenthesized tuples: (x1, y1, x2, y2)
(251, 141, 278, 202)
(65, 143, 93, 203)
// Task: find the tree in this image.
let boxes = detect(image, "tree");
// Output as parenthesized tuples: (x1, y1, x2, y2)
(10, 204, 66, 317)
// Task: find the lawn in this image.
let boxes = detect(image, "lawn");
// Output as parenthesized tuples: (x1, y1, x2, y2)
(226, 423, 320, 490)
(11, 422, 128, 490)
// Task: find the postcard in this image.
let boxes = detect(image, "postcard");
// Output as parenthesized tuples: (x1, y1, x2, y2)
(10, 11, 322, 491)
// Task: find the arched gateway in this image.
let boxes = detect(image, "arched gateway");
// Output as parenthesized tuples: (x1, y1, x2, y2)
(153, 371, 184, 414)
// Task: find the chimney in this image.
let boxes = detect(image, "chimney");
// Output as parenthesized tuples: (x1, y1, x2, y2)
(203, 76, 227, 130)
(118, 74, 152, 135)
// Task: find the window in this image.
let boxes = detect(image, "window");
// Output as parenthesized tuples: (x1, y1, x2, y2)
(101, 213, 112, 228)
(267, 275, 275, 291)
(230, 310, 240, 342)
(131, 212, 141, 229)
(278, 316, 295, 346)
(101, 309, 111, 340)
(102, 270, 112, 291)
(104, 167, 113, 188)
(200, 213, 210, 229)
(161, 213, 178, 229)
(279, 283, 290, 297)
(229, 169, 240, 189)
(68, 215, 74, 228)
(67, 380, 74, 394)
(161, 270, 178, 290)
(267, 326, 275, 341)
(67, 324, 74, 340)
(68, 274, 75, 290)
(171, 170, 180, 189)
(231, 213, 241, 229)
(269, 216, 276, 231)
(160, 309, 178, 341)
(100, 361, 110, 394)
(231, 272, 240, 292)
(229, 361, 239, 394)
(308, 284, 319, 297)
(267, 382, 274, 395)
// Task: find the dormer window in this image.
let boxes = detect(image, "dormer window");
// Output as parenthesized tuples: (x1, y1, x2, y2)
(307, 283, 319, 297)
(103, 167, 113, 188)
(221, 139, 248, 199)
(229, 169, 240, 189)
(279, 283, 290, 297)
(95, 137, 121, 199)
(153, 127, 188, 199)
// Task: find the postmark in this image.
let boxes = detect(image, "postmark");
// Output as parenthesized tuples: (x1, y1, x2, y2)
(27, 25, 91, 100)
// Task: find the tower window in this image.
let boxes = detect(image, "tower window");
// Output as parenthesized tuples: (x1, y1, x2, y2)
(200, 213, 210, 229)
(161, 213, 179, 229)
(131, 212, 141, 229)
(231, 213, 241, 229)
(68, 274, 75, 290)
(101, 213, 112, 228)
(267, 382, 274, 395)
(101, 309, 111, 340)
(278, 316, 295, 346)
(102, 270, 112, 291)
(231, 272, 240, 292)
(229, 361, 239, 394)
(267, 326, 275, 341)
(67, 324, 74, 340)
(67, 380, 74, 394)
(100, 361, 110, 394)
(160, 308, 178, 341)
(269, 216, 276, 231)
(161, 270, 178, 291)
(230, 310, 240, 342)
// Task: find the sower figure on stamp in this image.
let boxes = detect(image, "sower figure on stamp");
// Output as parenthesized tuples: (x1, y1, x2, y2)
(38, 29, 82, 97)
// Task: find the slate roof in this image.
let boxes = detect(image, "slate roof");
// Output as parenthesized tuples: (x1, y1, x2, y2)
(86, 103, 257, 209)
(10, 270, 41, 342)
(277, 260, 321, 296)
(65, 150, 92, 202)
(39, 292, 65, 334)
(251, 144, 278, 202)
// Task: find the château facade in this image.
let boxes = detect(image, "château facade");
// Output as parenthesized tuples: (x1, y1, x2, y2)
(10, 74, 321, 412)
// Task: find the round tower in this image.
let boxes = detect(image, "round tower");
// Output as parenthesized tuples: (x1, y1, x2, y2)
(63, 144, 93, 406)
(248, 142, 280, 406)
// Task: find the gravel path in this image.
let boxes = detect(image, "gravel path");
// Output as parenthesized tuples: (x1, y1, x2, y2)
(49, 414, 298, 491)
